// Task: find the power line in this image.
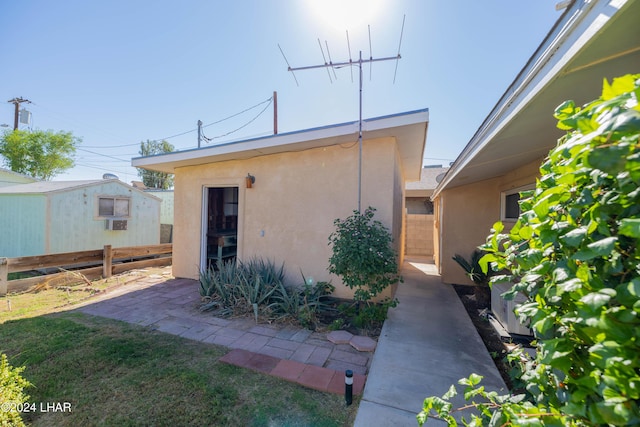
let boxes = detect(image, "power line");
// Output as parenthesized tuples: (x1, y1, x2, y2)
(81, 142, 140, 148)
(151, 96, 274, 144)
(201, 98, 273, 143)
(74, 96, 275, 162)
(202, 97, 272, 129)
(76, 147, 129, 162)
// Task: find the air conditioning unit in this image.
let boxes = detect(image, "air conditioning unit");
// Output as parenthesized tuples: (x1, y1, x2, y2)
(491, 282, 532, 336)
(105, 219, 128, 231)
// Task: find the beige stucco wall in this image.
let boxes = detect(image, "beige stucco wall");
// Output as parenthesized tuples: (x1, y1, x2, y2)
(435, 158, 542, 285)
(172, 137, 404, 299)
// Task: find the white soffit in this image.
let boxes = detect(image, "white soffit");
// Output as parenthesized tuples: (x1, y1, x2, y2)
(433, 0, 638, 197)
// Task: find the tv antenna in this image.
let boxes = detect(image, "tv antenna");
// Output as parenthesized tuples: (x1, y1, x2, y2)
(279, 16, 405, 212)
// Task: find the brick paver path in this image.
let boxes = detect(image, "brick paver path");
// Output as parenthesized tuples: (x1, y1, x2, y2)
(77, 270, 374, 379)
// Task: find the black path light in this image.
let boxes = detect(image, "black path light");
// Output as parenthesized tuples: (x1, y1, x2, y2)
(345, 370, 353, 406)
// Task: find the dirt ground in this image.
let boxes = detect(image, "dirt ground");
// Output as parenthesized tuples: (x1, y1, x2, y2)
(452, 284, 515, 390)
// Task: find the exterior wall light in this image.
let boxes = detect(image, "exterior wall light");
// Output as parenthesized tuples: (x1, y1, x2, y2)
(246, 173, 255, 188)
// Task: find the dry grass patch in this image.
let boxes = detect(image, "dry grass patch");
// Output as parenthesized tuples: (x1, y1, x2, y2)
(0, 267, 171, 324)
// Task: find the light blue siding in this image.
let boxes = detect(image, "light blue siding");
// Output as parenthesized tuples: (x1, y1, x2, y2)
(0, 195, 47, 257)
(145, 190, 174, 225)
(0, 180, 161, 257)
(47, 181, 161, 254)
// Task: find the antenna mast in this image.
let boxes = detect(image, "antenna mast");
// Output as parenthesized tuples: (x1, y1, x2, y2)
(281, 18, 404, 212)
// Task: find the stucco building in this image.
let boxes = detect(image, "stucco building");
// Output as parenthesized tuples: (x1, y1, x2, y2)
(133, 109, 429, 299)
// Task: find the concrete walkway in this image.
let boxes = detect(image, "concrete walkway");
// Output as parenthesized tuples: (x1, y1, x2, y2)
(354, 257, 507, 426)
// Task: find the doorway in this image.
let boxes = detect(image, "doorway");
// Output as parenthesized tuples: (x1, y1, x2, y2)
(205, 187, 238, 268)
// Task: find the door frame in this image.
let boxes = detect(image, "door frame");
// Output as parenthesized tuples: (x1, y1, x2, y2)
(200, 182, 244, 270)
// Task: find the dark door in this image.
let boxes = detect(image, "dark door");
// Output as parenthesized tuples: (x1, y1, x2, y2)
(206, 187, 238, 268)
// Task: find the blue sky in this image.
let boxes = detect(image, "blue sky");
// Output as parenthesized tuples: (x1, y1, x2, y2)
(0, 1, 561, 183)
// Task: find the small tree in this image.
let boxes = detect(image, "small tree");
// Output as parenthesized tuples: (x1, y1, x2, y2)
(328, 207, 401, 303)
(0, 129, 79, 180)
(137, 139, 175, 189)
(419, 74, 640, 425)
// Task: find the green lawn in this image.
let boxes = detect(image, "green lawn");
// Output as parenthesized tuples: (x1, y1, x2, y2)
(0, 312, 358, 426)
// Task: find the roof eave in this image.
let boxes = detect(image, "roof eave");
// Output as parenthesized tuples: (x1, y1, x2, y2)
(432, 0, 633, 199)
(133, 109, 429, 180)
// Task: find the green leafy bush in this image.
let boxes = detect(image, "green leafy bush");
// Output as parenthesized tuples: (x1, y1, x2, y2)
(419, 75, 640, 426)
(0, 353, 32, 427)
(328, 207, 401, 303)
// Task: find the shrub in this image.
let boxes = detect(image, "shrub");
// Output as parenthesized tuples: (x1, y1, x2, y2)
(328, 207, 401, 303)
(419, 75, 640, 426)
(199, 258, 284, 321)
(0, 353, 32, 427)
(268, 274, 335, 329)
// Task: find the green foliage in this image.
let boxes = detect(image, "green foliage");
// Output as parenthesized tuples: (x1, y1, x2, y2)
(453, 250, 493, 287)
(352, 299, 397, 329)
(0, 129, 79, 180)
(199, 258, 336, 328)
(137, 139, 175, 189)
(328, 207, 402, 303)
(0, 353, 32, 427)
(420, 74, 640, 425)
(268, 274, 335, 329)
(199, 258, 284, 320)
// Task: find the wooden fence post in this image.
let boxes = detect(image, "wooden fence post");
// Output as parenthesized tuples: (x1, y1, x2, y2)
(0, 258, 8, 296)
(103, 245, 112, 278)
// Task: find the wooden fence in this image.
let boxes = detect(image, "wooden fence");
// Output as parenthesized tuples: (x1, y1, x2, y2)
(0, 244, 172, 296)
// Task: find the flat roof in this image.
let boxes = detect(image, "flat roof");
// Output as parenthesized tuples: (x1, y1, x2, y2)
(133, 109, 429, 181)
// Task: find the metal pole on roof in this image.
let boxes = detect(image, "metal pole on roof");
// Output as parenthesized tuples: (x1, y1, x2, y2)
(283, 48, 402, 213)
(273, 91, 278, 135)
(358, 51, 363, 213)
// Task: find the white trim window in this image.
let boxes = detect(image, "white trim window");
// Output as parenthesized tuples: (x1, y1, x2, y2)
(500, 184, 534, 221)
(97, 196, 131, 218)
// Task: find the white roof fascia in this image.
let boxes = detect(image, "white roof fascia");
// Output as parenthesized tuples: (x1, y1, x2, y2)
(432, 0, 625, 199)
(132, 122, 359, 170)
(132, 109, 429, 173)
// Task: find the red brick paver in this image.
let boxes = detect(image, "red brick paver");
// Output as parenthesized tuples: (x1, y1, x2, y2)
(220, 349, 366, 395)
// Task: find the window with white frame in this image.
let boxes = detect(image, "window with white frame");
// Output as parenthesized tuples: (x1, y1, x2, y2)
(98, 196, 130, 218)
(501, 184, 534, 221)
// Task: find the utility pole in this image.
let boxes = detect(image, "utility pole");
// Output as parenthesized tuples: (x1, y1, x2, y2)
(197, 120, 203, 148)
(7, 97, 31, 130)
(286, 49, 401, 212)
